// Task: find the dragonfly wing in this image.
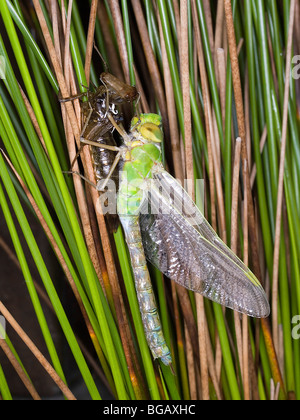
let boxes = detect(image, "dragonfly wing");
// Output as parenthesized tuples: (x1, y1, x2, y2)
(139, 170, 270, 318)
(151, 171, 249, 272)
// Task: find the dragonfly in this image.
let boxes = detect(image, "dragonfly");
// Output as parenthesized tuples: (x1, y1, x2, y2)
(85, 108, 270, 367)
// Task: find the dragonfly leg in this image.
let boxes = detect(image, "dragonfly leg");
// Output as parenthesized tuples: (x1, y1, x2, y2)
(70, 148, 83, 170)
(80, 104, 93, 138)
(93, 42, 108, 72)
(106, 113, 132, 144)
(58, 90, 89, 103)
(64, 151, 121, 192)
(80, 137, 121, 152)
(63, 170, 98, 189)
(97, 152, 121, 191)
(59, 92, 81, 102)
(59, 83, 94, 103)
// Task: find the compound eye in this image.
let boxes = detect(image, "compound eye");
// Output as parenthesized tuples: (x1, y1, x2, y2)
(139, 122, 163, 143)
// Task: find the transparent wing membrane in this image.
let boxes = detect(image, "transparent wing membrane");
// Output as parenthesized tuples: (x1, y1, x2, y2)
(139, 171, 270, 318)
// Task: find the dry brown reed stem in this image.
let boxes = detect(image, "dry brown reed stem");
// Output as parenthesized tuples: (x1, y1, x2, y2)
(85, 0, 98, 86)
(51, 1, 62, 63)
(248, 341, 259, 400)
(202, 0, 214, 51)
(216, 48, 226, 132)
(195, 295, 209, 400)
(270, 379, 281, 401)
(191, 0, 216, 231)
(212, 119, 226, 238)
(192, 2, 230, 399)
(107, 0, 130, 83)
(62, 0, 73, 88)
(231, 138, 244, 389)
(158, 14, 192, 387)
(214, 1, 224, 64)
(171, 0, 181, 46)
(250, 126, 267, 188)
(180, 0, 205, 398)
(179, 2, 201, 395)
(243, 179, 250, 400)
(242, 315, 250, 399)
(223, 0, 285, 397)
(32, 0, 80, 139)
(272, 0, 296, 355)
(204, 323, 222, 400)
(0, 301, 76, 400)
(231, 138, 241, 254)
(157, 10, 184, 181)
(244, 71, 251, 168)
(184, 327, 197, 399)
(223, 0, 255, 266)
(193, 1, 227, 242)
(96, 3, 122, 80)
(191, 0, 225, 386)
(0, 339, 41, 400)
(180, 1, 193, 194)
(131, 0, 169, 143)
(170, 281, 190, 396)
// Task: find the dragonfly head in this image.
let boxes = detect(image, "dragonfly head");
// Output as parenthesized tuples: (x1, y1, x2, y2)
(130, 113, 163, 144)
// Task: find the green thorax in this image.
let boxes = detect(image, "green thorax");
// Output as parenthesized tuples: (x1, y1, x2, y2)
(125, 143, 161, 179)
(117, 113, 163, 216)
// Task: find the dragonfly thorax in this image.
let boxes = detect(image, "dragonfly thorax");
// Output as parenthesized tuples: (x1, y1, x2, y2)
(117, 113, 164, 216)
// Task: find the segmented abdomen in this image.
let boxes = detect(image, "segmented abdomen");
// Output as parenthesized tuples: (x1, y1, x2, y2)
(120, 215, 172, 365)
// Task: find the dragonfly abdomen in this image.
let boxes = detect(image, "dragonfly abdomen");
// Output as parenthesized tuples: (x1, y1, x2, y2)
(120, 215, 172, 365)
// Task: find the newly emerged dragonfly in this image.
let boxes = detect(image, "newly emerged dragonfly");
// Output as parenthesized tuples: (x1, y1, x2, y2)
(85, 108, 270, 367)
